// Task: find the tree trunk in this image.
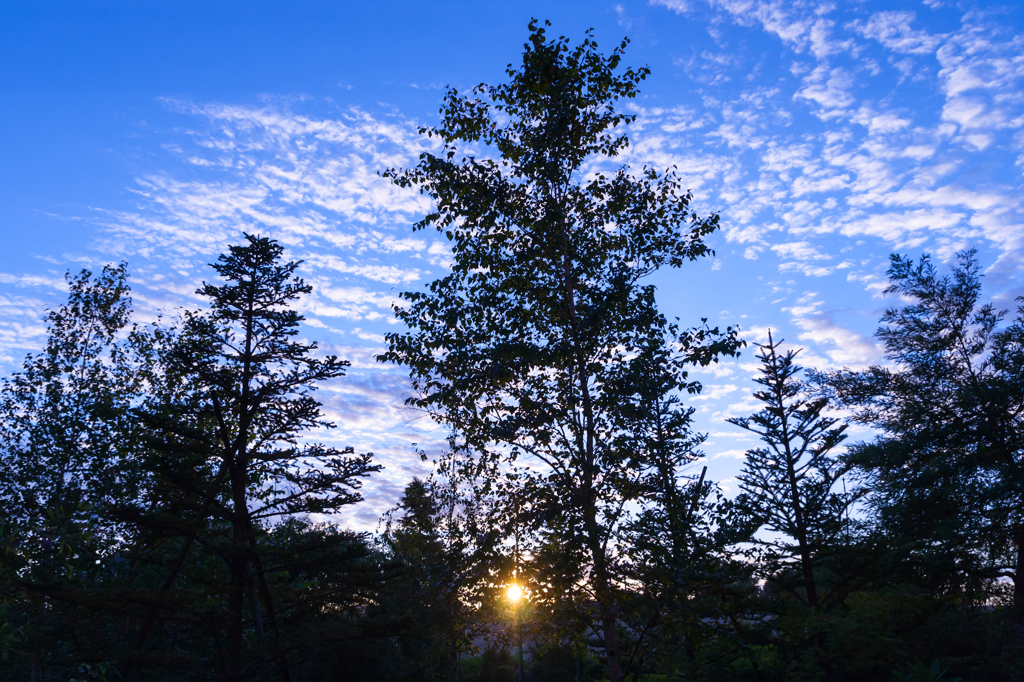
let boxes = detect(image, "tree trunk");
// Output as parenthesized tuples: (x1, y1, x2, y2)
(228, 460, 273, 682)
(582, 495, 622, 682)
(799, 539, 818, 608)
(224, 561, 245, 682)
(556, 210, 622, 682)
(245, 560, 274, 682)
(1014, 531, 1024, 625)
(252, 551, 292, 682)
(773, 339, 818, 610)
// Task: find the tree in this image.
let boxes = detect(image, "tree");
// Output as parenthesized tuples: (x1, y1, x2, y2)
(0, 264, 154, 678)
(382, 466, 500, 682)
(137, 234, 380, 680)
(380, 21, 741, 682)
(815, 250, 1024, 620)
(728, 332, 857, 608)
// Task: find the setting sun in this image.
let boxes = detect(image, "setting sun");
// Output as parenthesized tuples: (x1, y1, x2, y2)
(506, 584, 524, 604)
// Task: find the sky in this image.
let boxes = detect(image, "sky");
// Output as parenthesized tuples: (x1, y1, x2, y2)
(2, 0, 1023, 530)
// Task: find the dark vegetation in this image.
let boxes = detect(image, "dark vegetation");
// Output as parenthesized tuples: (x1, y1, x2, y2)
(2, 20, 1023, 682)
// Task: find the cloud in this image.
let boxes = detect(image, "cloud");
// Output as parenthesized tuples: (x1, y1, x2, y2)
(691, 383, 739, 401)
(795, 65, 857, 119)
(851, 11, 944, 55)
(634, 1, 1024, 316)
(0, 272, 71, 291)
(783, 293, 883, 367)
(3, 4, 1022, 530)
(303, 254, 423, 284)
(770, 241, 830, 261)
(711, 448, 748, 460)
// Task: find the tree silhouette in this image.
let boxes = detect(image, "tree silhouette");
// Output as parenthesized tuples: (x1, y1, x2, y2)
(140, 234, 379, 679)
(816, 251, 1024, 620)
(729, 332, 856, 607)
(380, 21, 740, 681)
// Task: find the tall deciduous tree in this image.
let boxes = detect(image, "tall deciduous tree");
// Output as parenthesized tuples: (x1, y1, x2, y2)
(0, 264, 149, 550)
(142, 234, 380, 680)
(815, 250, 1024, 620)
(380, 21, 740, 682)
(0, 264, 154, 678)
(729, 333, 856, 607)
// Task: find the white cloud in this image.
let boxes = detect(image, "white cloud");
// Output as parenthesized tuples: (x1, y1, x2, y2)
(783, 293, 882, 367)
(851, 11, 944, 55)
(691, 383, 739, 401)
(770, 241, 830, 261)
(711, 448, 749, 460)
(795, 65, 856, 118)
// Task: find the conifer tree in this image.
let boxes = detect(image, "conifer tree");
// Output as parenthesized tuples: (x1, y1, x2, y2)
(383, 471, 499, 682)
(729, 332, 855, 607)
(816, 251, 1024, 620)
(139, 234, 379, 680)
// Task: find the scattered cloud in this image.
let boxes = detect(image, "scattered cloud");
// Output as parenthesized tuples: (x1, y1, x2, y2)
(3, 2, 1022, 523)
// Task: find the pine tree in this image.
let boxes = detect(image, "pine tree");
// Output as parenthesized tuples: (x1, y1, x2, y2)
(729, 332, 856, 607)
(136, 234, 379, 680)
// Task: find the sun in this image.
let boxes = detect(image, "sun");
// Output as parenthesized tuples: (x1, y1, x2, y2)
(506, 584, 524, 603)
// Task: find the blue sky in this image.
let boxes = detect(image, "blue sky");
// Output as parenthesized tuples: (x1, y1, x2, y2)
(2, 0, 1023, 529)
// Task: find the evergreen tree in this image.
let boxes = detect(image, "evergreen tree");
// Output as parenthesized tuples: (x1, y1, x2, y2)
(382, 471, 500, 682)
(135, 234, 380, 680)
(815, 251, 1024, 620)
(729, 332, 856, 607)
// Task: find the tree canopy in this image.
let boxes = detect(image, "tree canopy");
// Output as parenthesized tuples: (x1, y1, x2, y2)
(815, 250, 1024, 620)
(380, 20, 741, 682)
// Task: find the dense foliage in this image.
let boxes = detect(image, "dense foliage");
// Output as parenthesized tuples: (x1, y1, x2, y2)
(380, 19, 742, 682)
(1, 21, 1022, 682)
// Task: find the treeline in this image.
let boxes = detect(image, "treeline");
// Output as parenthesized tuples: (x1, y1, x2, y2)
(2, 19, 1024, 682)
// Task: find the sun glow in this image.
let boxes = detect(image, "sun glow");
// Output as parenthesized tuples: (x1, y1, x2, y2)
(506, 584, 524, 603)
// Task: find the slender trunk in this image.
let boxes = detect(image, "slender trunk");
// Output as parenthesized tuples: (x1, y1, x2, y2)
(597, 575, 623, 682)
(245, 560, 274, 682)
(554, 195, 621, 681)
(798, 537, 818, 608)
(229, 461, 273, 682)
(582, 494, 622, 682)
(579, 385, 623, 682)
(224, 560, 245, 682)
(1014, 531, 1024, 625)
(784, 430, 817, 606)
(685, 624, 696, 667)
(770, 337, 818, 609)
(223, 285, 271, 681)
(252, 551, 292, 682)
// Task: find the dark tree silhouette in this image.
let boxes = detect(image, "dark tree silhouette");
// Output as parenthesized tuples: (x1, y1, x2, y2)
(816, 250, 1024, 620)
(379, 21, 740, 682)
(141, 234, 379, 680)
(0, 264, 154, 678)
(729, 332, 856, 607)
